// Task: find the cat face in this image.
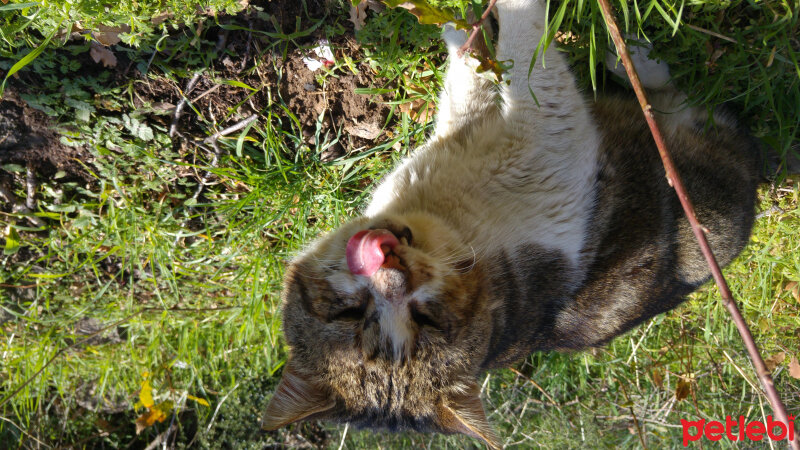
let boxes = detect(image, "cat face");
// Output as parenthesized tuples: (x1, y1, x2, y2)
(262, 214, 500, 447)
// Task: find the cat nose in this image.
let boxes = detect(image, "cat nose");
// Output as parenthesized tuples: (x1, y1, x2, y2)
(346, 229, 400, 276)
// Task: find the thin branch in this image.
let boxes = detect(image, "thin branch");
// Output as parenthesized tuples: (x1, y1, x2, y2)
(507, 367, 560, 410)
(25, 165, 35, 210)
(169, 72, 203, 138)
(143, 423, 177, 450)
(595, 1, 799, 449)
(204, 113, 258, 144)
(684, 23, 737, 44)
(458, 0, 499, 56)
(0, 182, 46, 228)
(618, 380, 647, 449)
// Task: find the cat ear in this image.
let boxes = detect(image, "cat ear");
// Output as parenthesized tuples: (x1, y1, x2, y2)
(438, 384, 501, 450)
(261, 365, 336, 430)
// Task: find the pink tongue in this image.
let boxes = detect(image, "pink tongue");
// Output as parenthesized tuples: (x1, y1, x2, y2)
(346, 229, 400, 277)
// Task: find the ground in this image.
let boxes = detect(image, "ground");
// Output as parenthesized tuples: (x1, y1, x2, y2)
(1, 0, 799, 448)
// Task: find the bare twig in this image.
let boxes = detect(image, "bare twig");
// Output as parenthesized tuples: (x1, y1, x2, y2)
(0, 183, 46, 228)
(174, 114, 259, 247)
(684, 23, 738, 44)
(169, 72, 203, 138)
(595, 1, 799, 448)
(507, 367, 560, 409)
(458, 0, 499, 56)
(618, 380, 647, 449)
(143, 423, 177, 450)
(25, 165, 35, 210)
(205, 381, 240, 434)
(337, 423, 349, 450)
(190, 84, 221, 104)
(204, 114, 258, 144)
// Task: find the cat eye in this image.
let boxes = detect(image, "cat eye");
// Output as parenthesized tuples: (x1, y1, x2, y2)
(409, 304, 439, 330)
(330, 303, 367, 322)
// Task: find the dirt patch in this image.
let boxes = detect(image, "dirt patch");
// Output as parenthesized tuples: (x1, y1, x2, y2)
(0, 90, 92, 182)
(157, 0, 393, 161)
(279, 43, 391, 159)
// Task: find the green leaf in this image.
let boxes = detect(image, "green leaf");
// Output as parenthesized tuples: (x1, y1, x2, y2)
(0, 2, 39, 12)
(235, 119, 257, 158)
(4, 226, 20, 255)
(122, 115, 154, 141)
(1, 19, 61, 97)
(2, 164, 25, 173)
(222, 79, 257, 91)
(383, 0, 470, 29)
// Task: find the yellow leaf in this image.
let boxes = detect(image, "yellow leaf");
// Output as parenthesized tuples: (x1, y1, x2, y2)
(139, 379, 154, 408)
(153, 400, 174, 416)
(186, 394, 210, 407)
(135, 407, 167, 434)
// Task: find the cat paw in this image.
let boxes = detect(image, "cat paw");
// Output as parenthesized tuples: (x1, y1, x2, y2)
(605, 38, 671, 89)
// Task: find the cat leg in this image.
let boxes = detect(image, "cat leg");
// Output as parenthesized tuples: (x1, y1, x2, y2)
(494, 0, 595, 138)
(432, 24, 499, 138)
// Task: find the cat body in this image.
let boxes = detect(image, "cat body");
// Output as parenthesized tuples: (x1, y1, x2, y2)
(262, 0, 760, 446)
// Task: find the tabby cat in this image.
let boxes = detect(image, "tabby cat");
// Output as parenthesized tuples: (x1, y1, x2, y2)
(262, 0, 761, 447)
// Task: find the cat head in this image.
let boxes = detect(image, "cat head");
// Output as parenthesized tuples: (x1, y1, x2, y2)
(262, 213, 500, 448)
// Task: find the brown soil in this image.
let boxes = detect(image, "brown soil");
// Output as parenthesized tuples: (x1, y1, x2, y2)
(2, 0, 394, 189)
(0, 90, 92, 182)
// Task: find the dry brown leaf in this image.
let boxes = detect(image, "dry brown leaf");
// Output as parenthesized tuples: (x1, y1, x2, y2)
(765, 351, 786, 372)
(345, 120, 382, 140)
(349, 2, 368, 31)
(783, 280, 799, 303)
(789, 357, 800, 379)
(399, 98, 436, 123)
(151, 12, 174, 25)
(90, 42, 118, 68)
(675, 378, 691, 401)
(94, 24, 130, 46)
(651, 368, 664, 389)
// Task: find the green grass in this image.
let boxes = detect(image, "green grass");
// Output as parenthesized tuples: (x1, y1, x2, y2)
(1, 0, 799, 447)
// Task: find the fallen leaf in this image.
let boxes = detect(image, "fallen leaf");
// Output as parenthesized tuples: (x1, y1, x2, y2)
(151, 12, 174, 25)
(139, 379, 154, 409)
(135, 407, 167, 434)
(765, 352, 786, 371)
(94, 24, 130, 46)
(349, 1, 368, 31)
(90, 42, 117, 68)
(651, 368, 664, 389)
(399, 98, 435, 123)
(384, 0, 470, 29)
(789, 357, 800, 379)
(675, 378, 691, 401)
(135, 400, 173, 434)
(345, 120, 382, 140)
